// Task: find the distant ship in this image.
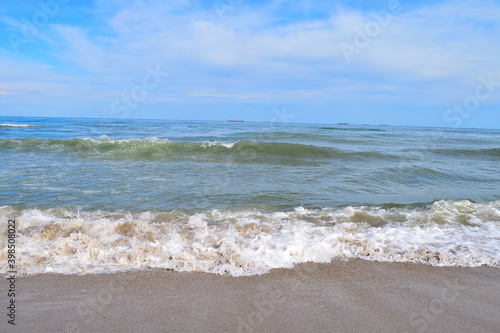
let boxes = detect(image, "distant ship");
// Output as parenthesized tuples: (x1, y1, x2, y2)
(338, 122, 348, 125)
(227, 120, 244, 122)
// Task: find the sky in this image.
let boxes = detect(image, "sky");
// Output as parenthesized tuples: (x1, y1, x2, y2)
(0, 0, 499, 128)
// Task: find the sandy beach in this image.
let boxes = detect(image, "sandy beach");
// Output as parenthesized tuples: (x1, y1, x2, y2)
(2, 260, 499, 333)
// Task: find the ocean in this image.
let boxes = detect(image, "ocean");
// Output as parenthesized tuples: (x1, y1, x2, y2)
(1, 116, 499, 275)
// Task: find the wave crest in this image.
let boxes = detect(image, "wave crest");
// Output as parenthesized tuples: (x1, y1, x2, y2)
(0, 123, 37, 127)
(0, 136, 395, 163)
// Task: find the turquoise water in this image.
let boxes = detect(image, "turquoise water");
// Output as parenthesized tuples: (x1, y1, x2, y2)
(1, 116, 499, 275)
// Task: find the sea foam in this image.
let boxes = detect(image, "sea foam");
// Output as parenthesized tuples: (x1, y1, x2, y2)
(1, 200, 499, 276)
(0, 123, 37, 127)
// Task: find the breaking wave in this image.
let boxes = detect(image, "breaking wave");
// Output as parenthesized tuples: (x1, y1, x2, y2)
(0, 123, 37, 127)
(1, 200, 498, 276)
(0, 136, 396, 162)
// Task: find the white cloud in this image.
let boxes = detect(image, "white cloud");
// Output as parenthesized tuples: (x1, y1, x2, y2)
(94, 0, 500, 83)
(1, 0, 499, 116)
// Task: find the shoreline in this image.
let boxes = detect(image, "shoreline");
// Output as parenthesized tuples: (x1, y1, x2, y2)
(2, 260, 499, 332)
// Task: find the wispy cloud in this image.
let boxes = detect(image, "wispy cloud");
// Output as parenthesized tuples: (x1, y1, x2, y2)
(0, 0, 499, 126)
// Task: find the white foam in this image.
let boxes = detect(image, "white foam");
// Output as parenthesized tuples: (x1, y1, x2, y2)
(77, 136, 238, 149)
(200, 140, 237, 148)
(0, 123, 37, 127)
(1, 200, 499, 276)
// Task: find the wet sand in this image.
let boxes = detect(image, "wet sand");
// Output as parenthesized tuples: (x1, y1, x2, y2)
(2, 260, 499, 333)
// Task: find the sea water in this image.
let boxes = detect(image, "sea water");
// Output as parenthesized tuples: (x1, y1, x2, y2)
(0, 116, 499, 275)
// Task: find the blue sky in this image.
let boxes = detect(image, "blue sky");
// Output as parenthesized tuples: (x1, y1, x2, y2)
(1, 0, 499, 128)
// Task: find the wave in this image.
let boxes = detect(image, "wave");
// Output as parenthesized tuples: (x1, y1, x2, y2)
(428, 148, 500, 157)
(0, 123, 37, 127)
(1, 200, 498, 276)
(319, 127, 386, 132)
(229, 131, 375, 145)
(0, 136, 396, 162)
